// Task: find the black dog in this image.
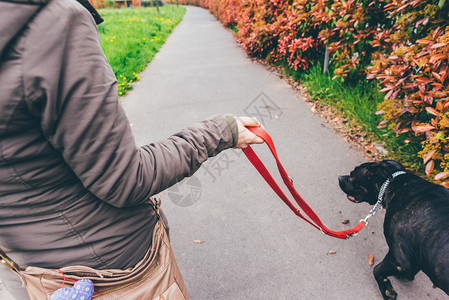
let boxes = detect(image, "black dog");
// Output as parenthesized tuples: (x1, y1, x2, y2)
(338, 160, 449, 299)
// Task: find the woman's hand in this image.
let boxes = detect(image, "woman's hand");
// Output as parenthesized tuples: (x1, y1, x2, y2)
(234, 116, 265, 149)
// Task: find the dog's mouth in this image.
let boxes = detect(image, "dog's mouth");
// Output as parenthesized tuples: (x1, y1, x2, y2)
(339, 176, 363, 203)
(347, 195, 359, 203)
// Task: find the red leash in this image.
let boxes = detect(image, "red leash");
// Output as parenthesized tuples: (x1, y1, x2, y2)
(242, 126, 366, 239)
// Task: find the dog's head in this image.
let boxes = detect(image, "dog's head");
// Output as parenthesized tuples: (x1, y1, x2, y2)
(338, 160, 406, 205)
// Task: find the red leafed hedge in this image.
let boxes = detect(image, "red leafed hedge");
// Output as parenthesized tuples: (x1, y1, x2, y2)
(168, 0, 449, 185)
(368, 2, 449, 184)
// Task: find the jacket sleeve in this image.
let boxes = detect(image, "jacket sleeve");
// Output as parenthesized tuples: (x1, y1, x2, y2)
(22, 0, 236, 207)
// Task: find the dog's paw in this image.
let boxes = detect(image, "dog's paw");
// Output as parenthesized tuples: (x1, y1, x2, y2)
(384, 287, 397, 299)
(379, 278, 397, 300)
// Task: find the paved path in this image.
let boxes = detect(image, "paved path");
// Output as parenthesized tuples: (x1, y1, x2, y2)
(120, 6, 447, 300)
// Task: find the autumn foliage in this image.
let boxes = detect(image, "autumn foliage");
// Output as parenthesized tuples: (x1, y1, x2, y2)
(368, 1, 449, 185)
(88, 0, 108, 9)
(168, 0, 449, 185)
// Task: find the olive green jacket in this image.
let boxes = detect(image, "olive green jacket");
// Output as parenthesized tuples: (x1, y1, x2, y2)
(0, 0, 237, 271)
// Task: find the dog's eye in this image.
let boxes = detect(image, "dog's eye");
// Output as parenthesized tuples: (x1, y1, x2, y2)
(349, 177, 359, 188)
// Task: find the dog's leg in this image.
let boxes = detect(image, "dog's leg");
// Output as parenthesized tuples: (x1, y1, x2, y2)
(373, 252, 400, 300)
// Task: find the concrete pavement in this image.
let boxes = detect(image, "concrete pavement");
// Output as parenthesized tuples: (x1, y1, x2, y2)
(120, 6, 446, 300)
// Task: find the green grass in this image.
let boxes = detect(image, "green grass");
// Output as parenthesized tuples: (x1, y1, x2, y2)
(98, 6, 186, 96)
(288, 64, 424, 171)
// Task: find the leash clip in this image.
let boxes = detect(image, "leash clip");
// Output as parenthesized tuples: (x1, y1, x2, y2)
(346, 232, 359, 239)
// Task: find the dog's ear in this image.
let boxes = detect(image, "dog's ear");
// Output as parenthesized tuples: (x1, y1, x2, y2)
(382, 160, 405, 172)
(374, 160, 405, 180)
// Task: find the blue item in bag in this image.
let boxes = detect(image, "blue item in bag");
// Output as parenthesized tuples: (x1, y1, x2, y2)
(51, 279, 94, 300)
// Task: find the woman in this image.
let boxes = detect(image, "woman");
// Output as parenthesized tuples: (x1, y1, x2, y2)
(0, 0, 263, 298)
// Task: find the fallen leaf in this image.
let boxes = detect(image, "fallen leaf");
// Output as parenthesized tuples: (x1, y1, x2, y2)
(368, 254, 374, 266)
(365, 143, 375, 154)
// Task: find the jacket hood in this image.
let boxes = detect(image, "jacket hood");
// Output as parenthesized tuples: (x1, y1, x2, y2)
(0, 0, 103, 58)
(0, 0, 49, 57)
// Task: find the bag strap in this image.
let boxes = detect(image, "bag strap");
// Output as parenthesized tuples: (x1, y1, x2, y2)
(0, 247, 23, 277)
(242, 126, 366, 240)
(149, 196, 161, 218)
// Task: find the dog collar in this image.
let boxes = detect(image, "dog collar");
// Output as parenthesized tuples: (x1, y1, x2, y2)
(376, 170, 407, 209)
(361, 170, 407, 225)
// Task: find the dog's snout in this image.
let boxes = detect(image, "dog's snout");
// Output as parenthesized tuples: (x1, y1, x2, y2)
(338, 176, 351, 193)
(338, 175, 348, 183)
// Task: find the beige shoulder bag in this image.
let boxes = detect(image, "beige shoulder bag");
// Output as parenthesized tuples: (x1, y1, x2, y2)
(0, 199, 188, 300)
